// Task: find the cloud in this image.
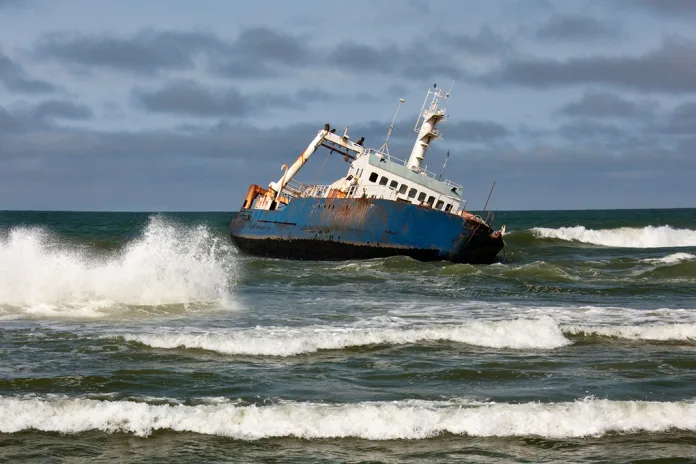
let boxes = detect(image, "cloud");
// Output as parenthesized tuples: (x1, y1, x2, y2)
(665, 101, 696, 134)
(557, 91, 656, 118)
(132, 79, 336, 117)
(327, 42, 461, 79)
(481, 39, 696, 93)
(30, 100, 93, 120)
(536, 15, 622, 41)
(0, 100, 91, 136)
(445, 120, 509, 142)
(624, 0, 696, 16)
(0, 48, 55, 93)
(444, 27, 510, 56)
(35, 30, 230, 75)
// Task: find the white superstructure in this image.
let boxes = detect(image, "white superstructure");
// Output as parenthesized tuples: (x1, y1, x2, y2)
(255, 86, 467, 215)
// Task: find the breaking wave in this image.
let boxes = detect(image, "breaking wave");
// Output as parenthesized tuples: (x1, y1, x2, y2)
(642, 252, 696, 264)
(1, 396, 695, 439)
(0, 217, 235, 317)
(564, 323, 696, 341)
(530, 225, 696, 248)
(119, 317, 571, 355)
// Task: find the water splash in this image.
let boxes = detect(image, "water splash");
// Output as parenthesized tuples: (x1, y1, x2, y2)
(0, 217, 236, 317)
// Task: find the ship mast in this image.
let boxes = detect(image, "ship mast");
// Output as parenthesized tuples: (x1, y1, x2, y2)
(406, 84, 450, 171)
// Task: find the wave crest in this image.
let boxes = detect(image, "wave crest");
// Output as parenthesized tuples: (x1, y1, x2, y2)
(120, 317, 570, 356)
(530, 225, 696, 248)
(1, 396, 695, 439)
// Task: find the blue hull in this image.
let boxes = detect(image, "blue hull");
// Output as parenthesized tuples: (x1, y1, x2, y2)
(230, 197, 504, 264)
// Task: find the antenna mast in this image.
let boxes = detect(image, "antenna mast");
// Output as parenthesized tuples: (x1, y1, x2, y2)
(380, 98, 405, 160)
(438, 150, 450, 181)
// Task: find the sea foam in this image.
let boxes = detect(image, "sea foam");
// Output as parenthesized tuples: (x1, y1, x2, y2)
(120, 317, 571, 356)
(0, 217, 235, 316)
(564, 323, 696, 341)
(1, 396, 695, 439)
(530, 225, 696, 248)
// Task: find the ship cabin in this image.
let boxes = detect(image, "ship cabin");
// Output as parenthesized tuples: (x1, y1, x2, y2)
(336, 149, 464, 213)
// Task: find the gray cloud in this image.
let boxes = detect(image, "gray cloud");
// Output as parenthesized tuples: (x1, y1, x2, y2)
(0, 99, 91, 135)
(445, 120, 509, 142)
(536, 15, 621, 41)
(481, 39, 696, 93)
(444, 27, 510, 56)
(134, 80, 250, 117)
(133, 80, 336, 117)
(0, 48, 55, 93)
(626, 0, 696, 16)
(31, 100, 93, 120)
(33, 26, 469, 82)
(557, 91, 656, 118)
(327, 42, 461, 79)
(35, 30, 230, 75)
(665, 101, 696, 134)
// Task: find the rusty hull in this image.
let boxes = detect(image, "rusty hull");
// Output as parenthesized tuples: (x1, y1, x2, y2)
(230, 196, 504, 264)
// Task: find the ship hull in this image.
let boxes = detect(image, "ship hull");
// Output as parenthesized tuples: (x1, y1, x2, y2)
(230, 197, 504, 264)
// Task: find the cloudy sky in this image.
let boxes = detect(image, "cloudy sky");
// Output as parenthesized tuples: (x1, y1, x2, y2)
(1, 0, 695, 211)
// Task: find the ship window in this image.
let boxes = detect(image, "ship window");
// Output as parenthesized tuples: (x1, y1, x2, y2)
(418, 192, 426, 202)
(436, 200, 444, 210)
(369, 172, 378, 183)
(427, 196, 435, 206)
(445, 203, 453, 212)
(389, 180, 398, 189)
(399, 184, 408, 194)
(408, 188, 417, 198)
(379, 176, 389, 186)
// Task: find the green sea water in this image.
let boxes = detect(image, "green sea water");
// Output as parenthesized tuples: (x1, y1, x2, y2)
(1, 209, 695, 463)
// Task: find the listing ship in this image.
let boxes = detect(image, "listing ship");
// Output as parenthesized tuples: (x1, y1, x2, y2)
(230, 86, 506, 264)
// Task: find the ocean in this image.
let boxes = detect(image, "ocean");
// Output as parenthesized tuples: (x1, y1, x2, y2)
(0, 209, 695, 463)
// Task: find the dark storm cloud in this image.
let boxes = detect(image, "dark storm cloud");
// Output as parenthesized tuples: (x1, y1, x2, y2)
(482, 39, 696, 93)
(133, 80, 336, 117)
(35, 30, 230, 75)
(557, 91, 655, 119)
(0, 48, 55, 93)
(536, 15, 621, 41)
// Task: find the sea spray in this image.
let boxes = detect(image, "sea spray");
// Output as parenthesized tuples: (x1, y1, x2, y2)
(0, 217, 236, 314)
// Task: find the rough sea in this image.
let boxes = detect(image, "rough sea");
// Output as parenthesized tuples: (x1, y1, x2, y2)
(1, 209, 695, 463)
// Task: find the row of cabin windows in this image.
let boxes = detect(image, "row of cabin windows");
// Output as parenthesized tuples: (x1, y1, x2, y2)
(367, 171, 453, 212)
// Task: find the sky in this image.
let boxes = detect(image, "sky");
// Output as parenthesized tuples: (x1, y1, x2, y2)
(0, 0, 695, 211)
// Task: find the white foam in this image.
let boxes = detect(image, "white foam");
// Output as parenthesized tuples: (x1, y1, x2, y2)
(0, 217, 235, 316)
(564, 323, 696, 341)
(642, 252, 696, 264)
(531, 225, 696, 248)
(2, 396, 695, 439)
(120, 317, 570, 356)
